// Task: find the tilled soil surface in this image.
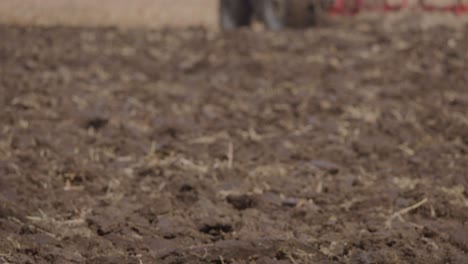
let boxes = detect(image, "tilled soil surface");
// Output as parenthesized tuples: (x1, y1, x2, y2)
(0, 21, 468, 263)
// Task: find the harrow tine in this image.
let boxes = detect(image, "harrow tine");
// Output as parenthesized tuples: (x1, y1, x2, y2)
(419, 0, 468, 15)
(328, 0, 363, 15)
(382, 0, 409, 12)
(328, 0, 409, 15)
(327, 0, 468, 15)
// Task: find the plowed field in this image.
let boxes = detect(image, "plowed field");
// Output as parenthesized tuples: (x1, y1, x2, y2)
(0, 15, 467, 264)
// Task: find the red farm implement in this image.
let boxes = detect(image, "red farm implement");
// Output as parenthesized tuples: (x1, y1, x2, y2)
(329, 0, 468, 15)
(219, 0, 468, 30)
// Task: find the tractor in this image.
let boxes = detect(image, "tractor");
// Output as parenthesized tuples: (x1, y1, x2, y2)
(219, 0, 468, 30)
(219, 0, 326, 30)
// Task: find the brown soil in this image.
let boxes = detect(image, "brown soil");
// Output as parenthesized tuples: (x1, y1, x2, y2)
(1, 19, 468, 263)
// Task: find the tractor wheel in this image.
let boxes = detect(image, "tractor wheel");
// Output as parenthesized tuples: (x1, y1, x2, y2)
(219, 0, 253, 30)
(260, 0, 317, 30)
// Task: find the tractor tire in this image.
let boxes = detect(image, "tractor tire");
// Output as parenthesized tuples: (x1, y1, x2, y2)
(219, 0, 253, 30)
(260, 0, 317, 30)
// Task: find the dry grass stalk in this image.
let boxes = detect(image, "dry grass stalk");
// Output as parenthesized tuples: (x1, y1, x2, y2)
(385, 198, 428, 228)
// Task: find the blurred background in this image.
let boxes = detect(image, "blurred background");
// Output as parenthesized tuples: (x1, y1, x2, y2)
(0, 0, 218, 28)
(0, 0, 467, 29)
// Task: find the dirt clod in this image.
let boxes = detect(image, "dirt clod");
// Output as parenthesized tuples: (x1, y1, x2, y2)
(226, 194, 256, 210)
